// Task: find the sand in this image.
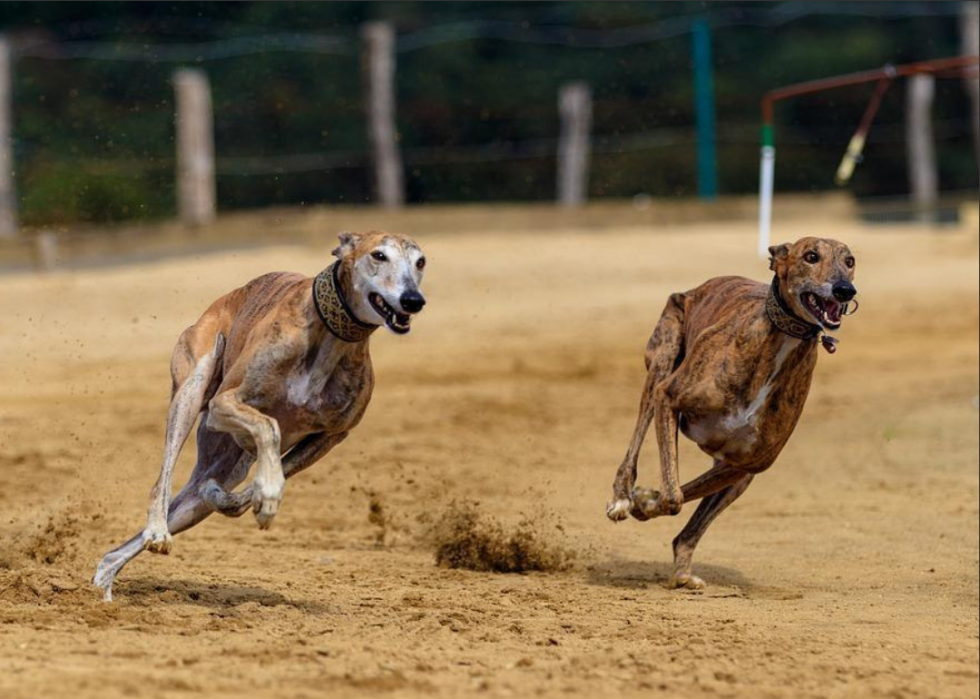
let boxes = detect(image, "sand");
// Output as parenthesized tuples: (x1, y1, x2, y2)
(0, 216, 977, 698)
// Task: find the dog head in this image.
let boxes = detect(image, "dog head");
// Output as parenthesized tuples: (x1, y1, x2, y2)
(333, 230, 427, 335)
(769, 237, 857, 331)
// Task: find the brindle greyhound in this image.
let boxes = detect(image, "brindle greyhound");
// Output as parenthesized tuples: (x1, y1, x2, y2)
(606, 237, 857, 589)
(94, 231, 426, 601)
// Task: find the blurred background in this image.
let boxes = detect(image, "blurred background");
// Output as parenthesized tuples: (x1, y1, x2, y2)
(0, 0, 976, 240)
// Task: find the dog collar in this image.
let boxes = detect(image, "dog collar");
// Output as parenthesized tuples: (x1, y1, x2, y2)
(312, 262, 378, 343)
(766, 277, 822, 342)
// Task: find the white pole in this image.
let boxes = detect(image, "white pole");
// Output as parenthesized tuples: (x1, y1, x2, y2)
(758, 145, 775, 257)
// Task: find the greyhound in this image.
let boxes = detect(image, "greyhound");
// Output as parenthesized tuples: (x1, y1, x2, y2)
(94, 231, 427, 601)
(606, 237, 857, 589)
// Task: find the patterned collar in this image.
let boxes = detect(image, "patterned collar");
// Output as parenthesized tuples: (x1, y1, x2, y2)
(312, 262, 377, 343)
(765, 276, 821, 341)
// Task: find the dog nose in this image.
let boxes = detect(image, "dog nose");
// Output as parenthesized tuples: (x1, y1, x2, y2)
(399, 290, 426, 314)
(832, 281, 857, 302)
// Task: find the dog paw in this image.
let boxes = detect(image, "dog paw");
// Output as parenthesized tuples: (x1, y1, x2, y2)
(142, 527, 173, 555)
(606, 498, 632, 522)
(667, 572, 705, 591)
(252, 488, 282, 530)
(629, 486, 661, 521)
(92, 564, 115, 602)
(253, 499, 279, 529)
(251, 471, 285, 530)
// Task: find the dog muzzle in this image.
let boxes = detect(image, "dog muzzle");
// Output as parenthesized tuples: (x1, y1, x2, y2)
(766, 277, 840, 354)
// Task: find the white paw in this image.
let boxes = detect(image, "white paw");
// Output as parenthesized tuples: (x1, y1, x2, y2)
(606, 498, 632, 522)
(667, 573, 705, 591)
(93, 564, 115, 602)
(252, 480, 284, 530)
(142, 526, 173, 555)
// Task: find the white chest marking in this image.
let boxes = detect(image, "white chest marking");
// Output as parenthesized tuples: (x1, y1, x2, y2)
(286, 371, 322, 406)
(723, 338, 798, 432)
(286, 342, 340, 407)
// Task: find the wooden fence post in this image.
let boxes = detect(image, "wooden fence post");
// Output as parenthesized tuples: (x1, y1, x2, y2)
(0, 36, 16, 239)
(557, 82, 592, 207)
(961, 1, 980, 172)
(362, 21, 404, 208)
(906, 74, 938, 222)
(34, 231, 58, 272)
(174, 68, 216, 227)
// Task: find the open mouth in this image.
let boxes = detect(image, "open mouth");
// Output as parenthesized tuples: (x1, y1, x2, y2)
(801, 292, 843, 330)
(369, 293, 412, 334)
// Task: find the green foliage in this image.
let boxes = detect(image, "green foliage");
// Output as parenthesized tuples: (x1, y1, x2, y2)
(20, 159, 170, 225)
(0, 1, 975, 226)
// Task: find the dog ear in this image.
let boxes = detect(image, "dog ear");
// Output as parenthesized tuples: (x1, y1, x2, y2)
(332, 231, 361, 259)
(768, 243, 791, 272)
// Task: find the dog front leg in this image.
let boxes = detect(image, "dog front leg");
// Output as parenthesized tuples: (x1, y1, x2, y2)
(625, 385, 684, 521)
(201, 431, 348, 517)
(207, 391, 284, 529)
(607, 369, 658, 521)
(639, 384, 683, 517)
(609, 293, 686, 523)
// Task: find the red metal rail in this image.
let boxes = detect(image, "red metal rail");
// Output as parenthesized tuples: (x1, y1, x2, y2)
(762, 55, 980, 125)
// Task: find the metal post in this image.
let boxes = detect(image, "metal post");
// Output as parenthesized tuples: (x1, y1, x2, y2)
(362, 21, 404, 208)
(174, 68, 216, 227)
(0, 36, 16, 239)
(758, 125, 775, 258)
(692, 18, 718, 200)
(557, 82, 592, 207)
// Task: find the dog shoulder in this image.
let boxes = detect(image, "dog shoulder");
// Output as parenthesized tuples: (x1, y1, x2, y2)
(689, 276, 765, 297)
(679, 276, 768, 340)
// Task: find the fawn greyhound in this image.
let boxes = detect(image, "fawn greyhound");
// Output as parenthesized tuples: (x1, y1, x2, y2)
(606, 237, 857, 589)
(94, 231, 427, 601)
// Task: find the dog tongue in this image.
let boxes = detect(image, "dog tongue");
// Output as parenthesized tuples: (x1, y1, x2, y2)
(826, 300, 842, 323)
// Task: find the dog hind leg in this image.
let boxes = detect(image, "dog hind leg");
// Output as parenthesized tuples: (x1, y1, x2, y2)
(668, 473, 753, 590)
(607, 293, 686, 521)
(679, 460, 755, 502)
(93, 419, 249, 601)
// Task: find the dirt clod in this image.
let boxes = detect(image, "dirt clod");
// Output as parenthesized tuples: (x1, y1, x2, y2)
(430, 500, 574, 573)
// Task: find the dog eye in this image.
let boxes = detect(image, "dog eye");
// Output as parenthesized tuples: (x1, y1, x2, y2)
(371, 251, 388, 262)
(803, 251, 820, 264)
(844, 256, 855, 269)
(416, 257, 426, 271)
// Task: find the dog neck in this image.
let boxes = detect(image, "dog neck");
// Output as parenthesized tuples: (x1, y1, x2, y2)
(312, 262, 378, 343)
(766, 276, 821, 342)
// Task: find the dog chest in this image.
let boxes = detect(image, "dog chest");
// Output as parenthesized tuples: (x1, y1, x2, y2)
(277, 350, 371, 435)
(681, 337, 803, 458)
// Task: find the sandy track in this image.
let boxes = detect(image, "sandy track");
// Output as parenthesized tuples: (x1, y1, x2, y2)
(1, 220, 978, 698)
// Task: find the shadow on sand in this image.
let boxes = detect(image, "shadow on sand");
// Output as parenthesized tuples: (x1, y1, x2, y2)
(584, 557, 751, 592)
(114, 577, 328, 612)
